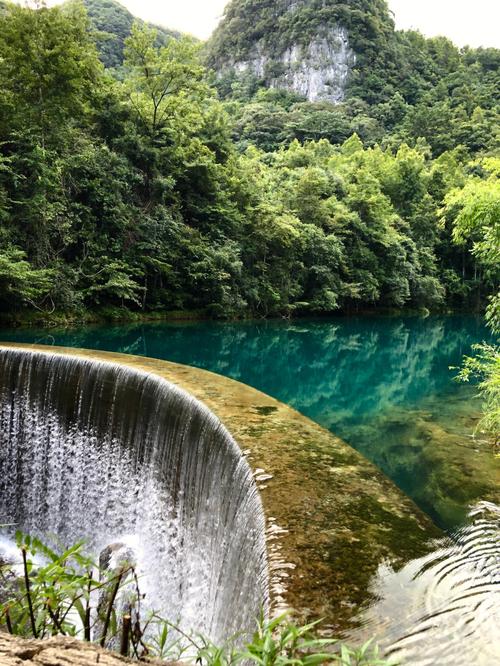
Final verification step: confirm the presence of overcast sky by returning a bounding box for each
[46,0,500,47]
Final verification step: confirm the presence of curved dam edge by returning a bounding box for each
[0,343,442,634]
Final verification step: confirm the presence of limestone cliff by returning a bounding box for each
[228,25,355,102]
[206,0,395,103]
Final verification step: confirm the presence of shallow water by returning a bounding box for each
[1,314,498,530]
[349,501,500,665]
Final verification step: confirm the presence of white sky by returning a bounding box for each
[44,0,500,47]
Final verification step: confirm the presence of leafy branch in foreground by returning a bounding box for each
[0,531,139,650]
[456,343,500,447]
[449,157,500,448]
[159,613,395,666]
[0,533,395,665]
[239,613,394,666]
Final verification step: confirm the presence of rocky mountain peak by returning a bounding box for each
[206,0,394,103]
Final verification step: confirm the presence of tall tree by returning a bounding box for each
[123,23,206,140]
[0,0,101,146]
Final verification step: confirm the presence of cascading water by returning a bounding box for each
[0,348,269,643]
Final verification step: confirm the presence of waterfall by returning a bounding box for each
[0,348,269,644]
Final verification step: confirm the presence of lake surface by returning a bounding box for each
[1,314,498,531]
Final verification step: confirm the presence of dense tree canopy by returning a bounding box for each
[83,0,181,69]
[0,0,498,322]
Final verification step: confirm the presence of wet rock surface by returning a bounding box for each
[97,542,138,649]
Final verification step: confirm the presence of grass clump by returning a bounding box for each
[0,532,395,665]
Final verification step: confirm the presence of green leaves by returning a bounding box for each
[447,162,500,270]
[2,531,138,650]
[0,248,55,308]
[334,640,398,666]
[447,161,500,447]
[2,532,96,639]
[0,0,497,323]
[446,157,500,326]
[83,259,143,305]
[456,343,500,445]
[124,23,207,140]
[0,534,395,665]
[191,613,396,666]
[242,614,336,666]
[0,1,102,145]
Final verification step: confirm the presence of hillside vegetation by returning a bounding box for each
[209,0,499,155]
[0,0,498,323]
[83,0,182,69]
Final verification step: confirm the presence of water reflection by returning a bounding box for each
[1,315,497,529]
[349,502,500,665]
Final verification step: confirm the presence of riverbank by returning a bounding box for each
[0,304,480,329]
[0,307,210,328]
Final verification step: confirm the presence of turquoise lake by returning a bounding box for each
[1,314,497,531]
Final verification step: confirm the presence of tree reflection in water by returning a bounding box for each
[1,314,497,530]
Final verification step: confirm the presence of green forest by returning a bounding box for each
[0,0,498,324]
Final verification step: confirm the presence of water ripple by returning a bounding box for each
[351,501,500,665]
